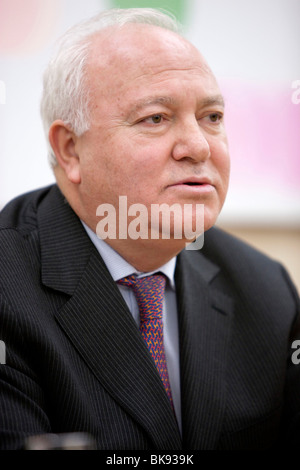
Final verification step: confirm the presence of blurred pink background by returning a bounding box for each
[0,0,61,54]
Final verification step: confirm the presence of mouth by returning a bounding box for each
[171,177,214,186]
[167,177,215,194]
[177,175,212,184]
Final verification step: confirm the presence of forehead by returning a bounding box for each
[89,24,204,63]
[86,24,219,109]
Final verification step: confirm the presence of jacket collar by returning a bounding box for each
[175,248,233,449]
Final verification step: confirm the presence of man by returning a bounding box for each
[0,8,299,450]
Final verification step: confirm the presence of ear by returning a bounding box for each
[49,120,81,184]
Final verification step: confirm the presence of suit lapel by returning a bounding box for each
[176,249,234,450]
[38,186,181,449]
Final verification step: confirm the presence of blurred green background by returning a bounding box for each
[110,0,185,23]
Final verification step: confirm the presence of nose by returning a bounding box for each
[172,118,211,162]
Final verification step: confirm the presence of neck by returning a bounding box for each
[101,237,186,272]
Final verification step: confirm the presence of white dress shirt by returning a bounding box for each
[82,223,182,433]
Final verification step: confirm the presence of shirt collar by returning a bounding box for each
[82,222,176,289]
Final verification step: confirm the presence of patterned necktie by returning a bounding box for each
[118,273,173,407]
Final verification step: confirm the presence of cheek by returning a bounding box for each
[119,140,168,182]
[220,154,231,189]
[212,140,231,185]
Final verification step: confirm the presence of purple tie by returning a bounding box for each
[118,274,173,407]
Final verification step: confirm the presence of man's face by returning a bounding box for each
[74,24,230,237]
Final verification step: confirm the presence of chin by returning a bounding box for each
[203,208,220,232]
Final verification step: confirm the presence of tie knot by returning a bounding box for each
[118,273,166,320]
[118,273,166,290]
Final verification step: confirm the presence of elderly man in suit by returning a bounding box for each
[0,8,299,450]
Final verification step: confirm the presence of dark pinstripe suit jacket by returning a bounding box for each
[0,184,300,450]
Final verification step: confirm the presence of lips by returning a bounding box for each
[170,177,214,187]
[182,181,205,186]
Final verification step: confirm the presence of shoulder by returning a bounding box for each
[202,225,282,274]
[0,185,54,234]
[196,226,299,309]
[0,185,57,286]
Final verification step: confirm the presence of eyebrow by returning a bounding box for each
[128,96,177,116]
[200,95,225,108]
[128,94,225,117]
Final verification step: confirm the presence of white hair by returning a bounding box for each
[40,8,182,167]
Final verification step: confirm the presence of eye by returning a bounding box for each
[151,114,162,124]
[208,113,223,123]
[142,114,163,124]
